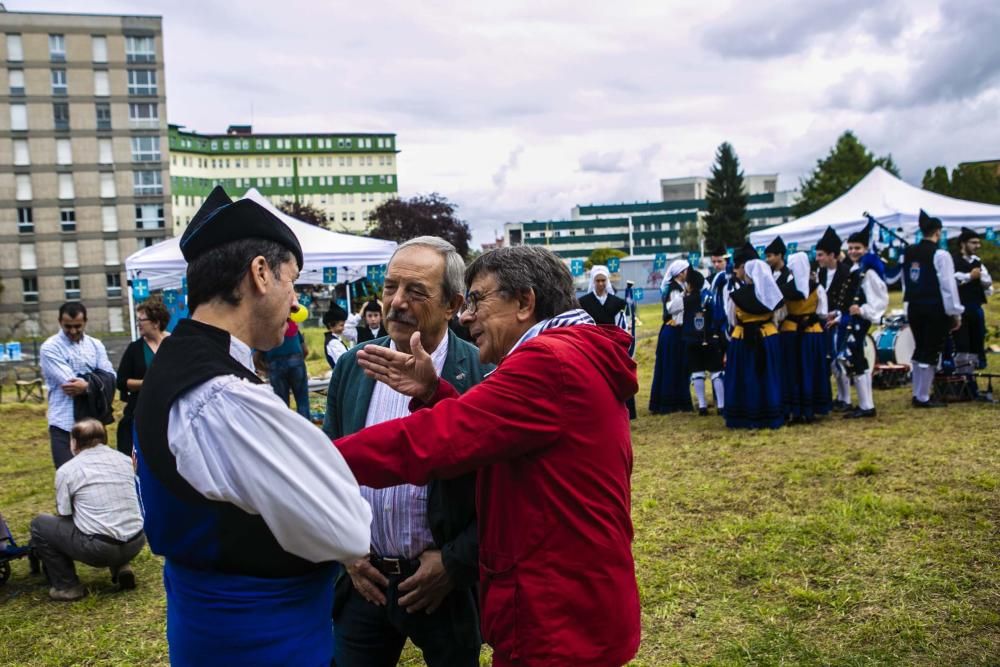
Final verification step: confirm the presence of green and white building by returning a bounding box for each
[505,175,799,259]
[169,124,399,234]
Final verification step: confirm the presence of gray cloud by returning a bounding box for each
[492,146,525,189]
[578,151,627,173]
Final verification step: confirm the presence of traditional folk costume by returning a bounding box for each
[766,236,797,416]
[838,227,889,418]
[134,187,372,666]
[580,265,636,419]
[706,247,734,412]
[649,260,693,413]
[724,255,786,429]
[902,211,965,407]
[953,227,993,373]
[816,226,854,410]
[778,252,832,422]
[681,269,724,415]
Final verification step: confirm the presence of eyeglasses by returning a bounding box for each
[136,317,151,323]
[462,289,500,314]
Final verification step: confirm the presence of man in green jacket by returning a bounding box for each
[322,236,490,667]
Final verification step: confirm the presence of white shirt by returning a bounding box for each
[39,332,115,432]
[851,264,889,324]
[326,336,349,367]
[165,334,371,564]
[56,444,143,541]
[666,284,685,325]
[342,313,362,344]
[955,254,994,297]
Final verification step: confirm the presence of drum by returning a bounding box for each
[864,335,876,371]
[875,325,915,366]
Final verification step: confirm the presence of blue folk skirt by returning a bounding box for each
[724,333,784,429]
[649,324,692,413]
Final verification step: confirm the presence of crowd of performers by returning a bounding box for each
[648,210,993,429]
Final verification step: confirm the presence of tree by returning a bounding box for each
[923,163,1000,205]
[678,223,701,252]
[793,131,899,217]
[366,193,472,258]
[277,200,329,228]
[585,247,627,271]
[703,142,749,248]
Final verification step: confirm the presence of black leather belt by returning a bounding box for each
[91,529,144,546]
[369,554,420,578]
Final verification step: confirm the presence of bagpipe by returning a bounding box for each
[622,281,637,358]
[834,216,890,376]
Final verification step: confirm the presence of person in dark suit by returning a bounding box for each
[323,237,488,667]
[115,298,170,457]
[355,300,388,342]
[578,264,627,325]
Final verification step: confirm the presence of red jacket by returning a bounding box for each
[336,324,640,666]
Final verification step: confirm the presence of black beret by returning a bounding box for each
[958,226,979,243]
[322,304,349,325]
[733,242,758,267]
[847,225,870,246]
[362,300,381,314]
[816,226,842,254]
[918,209,942,235]
[180,186,304,269]
[765,236,786,257]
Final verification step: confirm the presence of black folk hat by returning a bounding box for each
[958,226,980,243]
[733,242,758,267]
[765,236,786,257]
[918,209,943,235]
[816,226,842,254]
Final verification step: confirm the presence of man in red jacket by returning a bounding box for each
[335,245,641,667]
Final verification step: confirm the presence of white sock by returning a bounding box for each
[711,372,725,409]
[855,372,874,411]
[913,363,932,402]
[692,373,707,408]
[835,369,851,403]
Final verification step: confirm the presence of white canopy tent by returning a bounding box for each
[124,188,397,334]
[750,167,1000,248]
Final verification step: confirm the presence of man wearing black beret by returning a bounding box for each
[953,227,993,396]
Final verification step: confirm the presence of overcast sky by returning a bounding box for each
[26,0,1000,244]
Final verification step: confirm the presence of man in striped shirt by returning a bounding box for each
[39,302,115,469]
[323,236,489,667]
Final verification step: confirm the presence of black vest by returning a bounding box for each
[579,292,626,325]
[134,319,325,578]
[902,240,944,313]
[819,262,853,313]
[954,254,987,306]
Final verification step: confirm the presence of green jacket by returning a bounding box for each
[323,333,490,589]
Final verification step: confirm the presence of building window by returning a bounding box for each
[56,138,73,165]
[104,239,120,265]
[127,69,157,95]
[93,70,109,96]
[109,308,124,332]
[7,33,23,61]
[10,103,27,131]
[58,173,75,199]
[53,103,70,130]
[22,277,39,303]
[125,36,155,63]
[128,102,158,128]
[106,273,122,297]
[101,205,118,231]
[133,170,163,195]
[135,204,164,229]
[96,102,111,130]
[92,35,107,63]
[13,139,29,166]
[8,68,24,95]
[100,172,116,198]
[139,237,156,250]
[19,244,36,270]
[131,136,161,161]
[17,207,33,233]
[64,275,81,300]
[60,208,76,232]
[98,138,114,164]
[51,69,67,95]
[62,241,79,268]
[49,34,66,62]
[15,174,32,200]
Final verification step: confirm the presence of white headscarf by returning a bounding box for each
[659,259,689,293]
[743,259,784,310]
[588,265,615,295]
[787,252,811,299]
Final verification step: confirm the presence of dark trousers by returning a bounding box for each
[30,514,145,590]
[268,354,311,419]
[909,307,952,366]
[333,577,480,667]
[117,415,135,457]
[49,426,72,469]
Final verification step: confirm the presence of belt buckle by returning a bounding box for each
[377,556,402,576]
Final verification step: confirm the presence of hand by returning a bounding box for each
[61,378,88,396]
[849,305,861,316]
[971,267,982,280]
[824,313,838,329]
[398,549,453,614]
[950,316,962,333]
[346,558,389,606]
[357,331,438,403]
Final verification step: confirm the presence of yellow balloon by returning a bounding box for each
[290,304,309,323]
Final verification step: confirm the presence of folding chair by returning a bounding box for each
[14,365,44,403]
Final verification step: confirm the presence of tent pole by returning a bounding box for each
[127,278,137,341]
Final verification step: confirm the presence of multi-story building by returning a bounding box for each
[505,175,798,259]
[0,11,170,336]
[168,124,399,235]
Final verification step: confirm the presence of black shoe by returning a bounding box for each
[974,394,995,403]
[844,408,877,419]
[832,400,854,412]
[912,398,946,408]
[717,407,724,416]
[698,407,709,416]
[111,564,136,590]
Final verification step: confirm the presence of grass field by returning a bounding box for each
[1,297,998,665]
